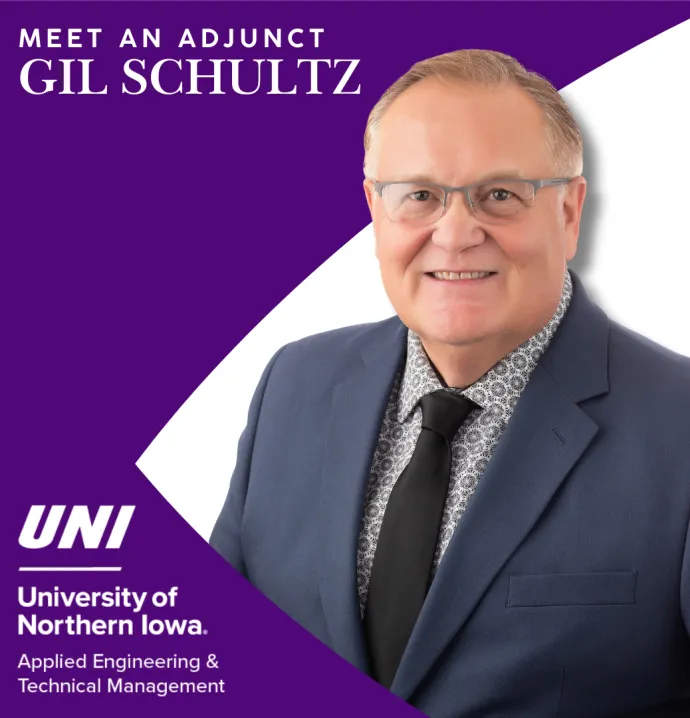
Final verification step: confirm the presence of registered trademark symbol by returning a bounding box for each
[203,629,208,635]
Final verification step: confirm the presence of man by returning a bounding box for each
[210,50,690,717]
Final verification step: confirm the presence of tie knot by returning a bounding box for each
[419,390,476,443]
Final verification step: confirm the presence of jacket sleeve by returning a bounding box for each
[209,345,287,577]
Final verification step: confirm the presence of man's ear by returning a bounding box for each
[363,179,375,219]
[563,176,587,261]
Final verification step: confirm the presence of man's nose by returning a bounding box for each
[430,191,487,252]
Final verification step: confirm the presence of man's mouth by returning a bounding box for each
[427,271,497,280]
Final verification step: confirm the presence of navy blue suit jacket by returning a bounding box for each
[211,273,690,717]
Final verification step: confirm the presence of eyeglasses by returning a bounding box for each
[370,177,577,226]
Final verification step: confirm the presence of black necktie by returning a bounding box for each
[363,389,477,689]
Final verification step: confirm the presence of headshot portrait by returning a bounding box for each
[208,49,690,718]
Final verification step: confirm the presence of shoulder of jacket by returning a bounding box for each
[277,316,403,363]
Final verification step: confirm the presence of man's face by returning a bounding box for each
[364,79,587,356]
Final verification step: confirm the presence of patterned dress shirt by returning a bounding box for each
[356,270,574,618]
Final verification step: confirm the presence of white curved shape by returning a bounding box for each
[137,226,393,538]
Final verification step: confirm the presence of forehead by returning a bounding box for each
[372,78,550,182]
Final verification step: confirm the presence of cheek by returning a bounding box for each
[492,223,560,268]
[374,223,427,277]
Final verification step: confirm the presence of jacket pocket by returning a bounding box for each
[507,571,637,607]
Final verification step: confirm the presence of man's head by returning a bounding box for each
[363,50,587,364]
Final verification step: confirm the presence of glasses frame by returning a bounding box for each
[370,176,578,225]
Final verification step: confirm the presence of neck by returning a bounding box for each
[420,333,526,389]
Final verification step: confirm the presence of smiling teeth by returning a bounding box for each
[432,271,493,280]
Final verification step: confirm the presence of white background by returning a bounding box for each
[137,19,690,540]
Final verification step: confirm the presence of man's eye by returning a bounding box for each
[410,190,433,202]
[490,188,514,201]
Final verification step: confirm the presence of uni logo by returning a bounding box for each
[18,505,136,549]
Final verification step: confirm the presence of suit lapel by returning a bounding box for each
[390,272,611,700]
[318,318,407,675]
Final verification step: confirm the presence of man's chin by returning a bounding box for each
[414,324,494,350]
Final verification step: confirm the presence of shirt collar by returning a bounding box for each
[397,269,574,425]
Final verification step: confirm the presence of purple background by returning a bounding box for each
[3,2,690,715]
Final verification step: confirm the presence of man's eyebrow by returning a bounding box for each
[383,174,438,184]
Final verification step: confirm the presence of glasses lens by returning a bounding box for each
[381,182,444,225]
[469,180,535,222]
